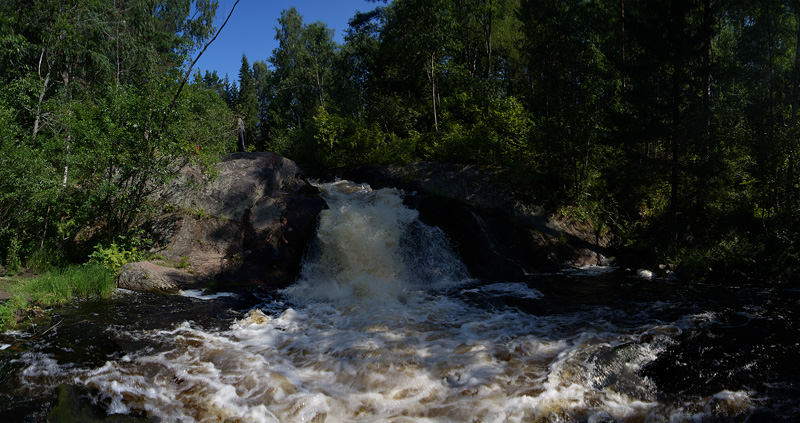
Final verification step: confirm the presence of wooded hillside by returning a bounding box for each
[2,0,799,281]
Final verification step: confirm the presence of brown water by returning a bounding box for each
[1,181,798,422]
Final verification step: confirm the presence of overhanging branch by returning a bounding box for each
[164,0,241,126]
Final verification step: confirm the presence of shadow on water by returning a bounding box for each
[492,274,800,422]
[1,275,798,422]
[0,290,256,422]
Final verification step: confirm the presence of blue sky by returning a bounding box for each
[193,0,384,80]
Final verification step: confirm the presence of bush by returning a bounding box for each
[4,236,22,275]
[87,242,143,274]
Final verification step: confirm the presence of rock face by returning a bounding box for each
[329,162,612,281]
[118,152,325,293]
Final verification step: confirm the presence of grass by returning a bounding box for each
[0,264,115,330]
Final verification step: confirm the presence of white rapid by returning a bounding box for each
[76,181,754,422]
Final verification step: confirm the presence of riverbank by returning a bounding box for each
[0,265,115,330]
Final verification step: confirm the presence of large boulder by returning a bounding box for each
[120,152,325,293]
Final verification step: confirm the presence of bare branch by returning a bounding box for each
[165,0,241,119]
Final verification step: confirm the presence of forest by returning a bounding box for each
[2,0,800,283]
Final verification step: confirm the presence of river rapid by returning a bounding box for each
[1,181,798,422]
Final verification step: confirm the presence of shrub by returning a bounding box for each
[87,242,143,274]
[5,236,22,275]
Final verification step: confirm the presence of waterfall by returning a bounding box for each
[284,180,469,305]
[65,180,764,423]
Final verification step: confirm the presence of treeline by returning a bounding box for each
[0,0,236,272]
[2,0,799,282]
[207,0,799,281]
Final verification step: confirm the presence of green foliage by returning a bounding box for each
[0,141,58,270]
[660,230,767,282]
[266,7,338,136]
[432,96,533,165]
[87,241,144,275]
[0,0,229,272]
[4,237,22,276]
[69,263,116,298]
[0,304,13,329]
[177,256,190,269]
[275,106,414,168]
[1,0,799,283]
[25,246,66,274]
[774,228,800,281]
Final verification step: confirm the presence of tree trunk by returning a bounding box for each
[316,64,325,108]
[32,47,51,140]
[702,0,711,159]
[483,0,494,79]
[429,51,439,133]
[62,139,70,188]
[621,1,626,89]
[669,4,686,244]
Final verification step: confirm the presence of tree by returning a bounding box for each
[0,0,233,267]
[236,54,259,151]
[252,59,272,151]
[266,7,338,157]
[610,1,712,242]
[334,8,383,118]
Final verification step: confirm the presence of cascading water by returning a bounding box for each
[283,181,469,305]
[1,180,798,422]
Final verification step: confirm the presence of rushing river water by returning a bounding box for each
[1,181,799,422]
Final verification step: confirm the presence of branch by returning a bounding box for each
[164,0,240,123]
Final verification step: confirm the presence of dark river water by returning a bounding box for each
[1,181,798,422]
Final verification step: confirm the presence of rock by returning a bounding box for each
[324,162,611,280]
[126,152,325,293]
[117,262,183,294]
[587,410,616,423]
[406,194,556,280]
[636,269,655,280]
[48,384,156,422]
[155,152,304,227]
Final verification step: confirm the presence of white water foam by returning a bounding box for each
[180,289,238,300]
[463,282,544,300]
[75,181,754,422]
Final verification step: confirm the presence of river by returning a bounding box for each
[1,180,798,422]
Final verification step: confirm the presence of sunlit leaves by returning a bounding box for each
[0,0,228,267]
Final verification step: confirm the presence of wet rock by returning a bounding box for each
[326,162,611,280]
[117,262,183,294]
[637,269,656,280]
[127,152,325,293]
[406,194,557,280]
[48,384,156,422]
